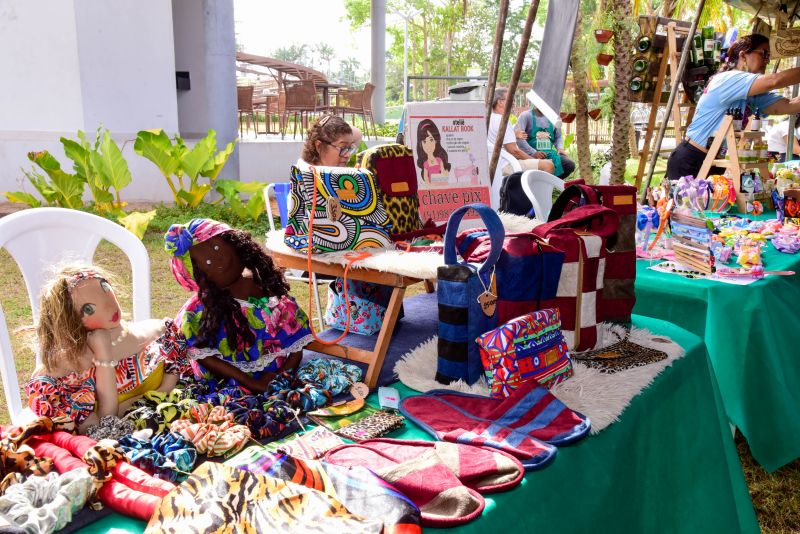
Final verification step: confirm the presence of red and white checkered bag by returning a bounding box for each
[533,205,619,351]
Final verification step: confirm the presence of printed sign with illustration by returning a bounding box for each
[404,101,491,223]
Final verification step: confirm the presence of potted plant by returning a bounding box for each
[597,53,614,66]
[560,112,577,123]
[594,29,614,43]
[588,109,603,121]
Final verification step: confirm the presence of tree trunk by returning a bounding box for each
[570,10,592,182]
[661,0,679,17]
[609,0,633,184]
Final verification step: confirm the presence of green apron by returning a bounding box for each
[528,120,563,177]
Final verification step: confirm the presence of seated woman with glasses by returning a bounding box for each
[667,34,800,181]
[299,114,363,167]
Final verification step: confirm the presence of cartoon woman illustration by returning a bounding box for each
[416,119,451,185]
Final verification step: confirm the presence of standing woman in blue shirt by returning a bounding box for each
[666,34,800,181]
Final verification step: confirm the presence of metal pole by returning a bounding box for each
[786,56,800,160]
[488,0,540,183]
[640,0,706,203]
[404,19,409,104]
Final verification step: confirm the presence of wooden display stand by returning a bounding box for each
[633,22,696,189]
[270,249,428,388]
[695,114,769,213]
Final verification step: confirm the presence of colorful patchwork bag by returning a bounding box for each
[550,180,637,322]
[357,143,423,235]
[476,308,573,398]
[437,204,565,385]
[324,278,403,335]
[284,164,393,253]
[533,204,619,351]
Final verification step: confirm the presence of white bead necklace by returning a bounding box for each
[110,321,127,348]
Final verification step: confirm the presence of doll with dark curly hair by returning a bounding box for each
[165,219,312,392]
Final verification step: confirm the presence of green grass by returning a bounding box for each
[0,206,797,532]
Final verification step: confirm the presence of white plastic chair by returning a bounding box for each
[0,207,151,423]
[488,141,523,210]
[520,170,565,221]
[265,183,325,330]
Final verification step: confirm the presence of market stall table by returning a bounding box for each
[78,316,758,533]
[634,225,800,472]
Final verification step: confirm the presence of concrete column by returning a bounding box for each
[203,0,239,178]
[370,0,386,124]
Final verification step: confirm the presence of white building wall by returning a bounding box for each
[0,0,180,203]
[172,0,209,137]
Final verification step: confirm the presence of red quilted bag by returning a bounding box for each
[549,180,637,322]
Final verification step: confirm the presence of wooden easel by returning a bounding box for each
[634,22,696,189]
[695,115,769,212]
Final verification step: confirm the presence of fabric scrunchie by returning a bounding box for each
[0,469,93,534]
[170,404,251,457]
[118,433,197,482]
[164,218,232,292]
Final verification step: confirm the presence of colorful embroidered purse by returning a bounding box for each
[476,309,573,398]
[324,278,403,335]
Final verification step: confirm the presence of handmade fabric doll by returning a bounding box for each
[25,265,190,433]
[165,219,313,393]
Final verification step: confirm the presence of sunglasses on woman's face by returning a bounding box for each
[324,141,357,157]
[751,49,770,61]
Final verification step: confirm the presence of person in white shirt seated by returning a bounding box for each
[487,88,554,175]
[766,115,800,162]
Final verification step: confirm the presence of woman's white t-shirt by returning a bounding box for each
[766,120,800,153]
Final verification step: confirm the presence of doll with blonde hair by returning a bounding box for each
[26,264,190,432]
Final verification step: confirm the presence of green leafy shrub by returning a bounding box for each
[134,129,236,208]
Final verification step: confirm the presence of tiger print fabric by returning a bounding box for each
[146,461,384,533]
[227,448,421,533]
[358,144,423,235]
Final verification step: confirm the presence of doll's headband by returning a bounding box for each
[66,270,103,292]
[164,219,232,292]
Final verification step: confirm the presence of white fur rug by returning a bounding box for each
[394,323,685,434]
[264,213,543,281]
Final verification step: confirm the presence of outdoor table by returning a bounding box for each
[316,81,345,109]
[77,315,758,533]
[634,220,800,472]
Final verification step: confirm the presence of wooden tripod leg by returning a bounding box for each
[363,286,406,387]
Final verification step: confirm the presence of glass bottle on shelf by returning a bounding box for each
[630,77,643,92]
[633,57,649,73]
[637,35,651,52]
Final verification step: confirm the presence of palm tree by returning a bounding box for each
[315,43,336,78]
[570,10,592,181]
[609,0,634,184]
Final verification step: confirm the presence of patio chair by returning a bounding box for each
[488,141,523,209]
[0,208,151,423]
[282,80,319,139]
[519,169,565,221]
[335,83,376,139]
[264,183,326,330]
[237,85,256,138]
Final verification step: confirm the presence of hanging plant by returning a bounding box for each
[588,109,603,121]
[597,53,614,66]
[560,112,577,123]
[594,29,614,43]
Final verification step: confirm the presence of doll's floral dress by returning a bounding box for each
[174,294,313,387]
[26,321,190,425]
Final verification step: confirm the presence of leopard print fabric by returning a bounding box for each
[359,144,423,235]
[335,411,405,442]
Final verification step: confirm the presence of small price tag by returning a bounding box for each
[477,291,497,316]
[378,386,400,410]
[350,382,369,399]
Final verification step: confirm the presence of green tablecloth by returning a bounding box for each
[78,316,757,533]
[634,240,800,472]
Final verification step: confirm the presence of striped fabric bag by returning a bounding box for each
[400,380,591,471]
[532,204,619,351]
